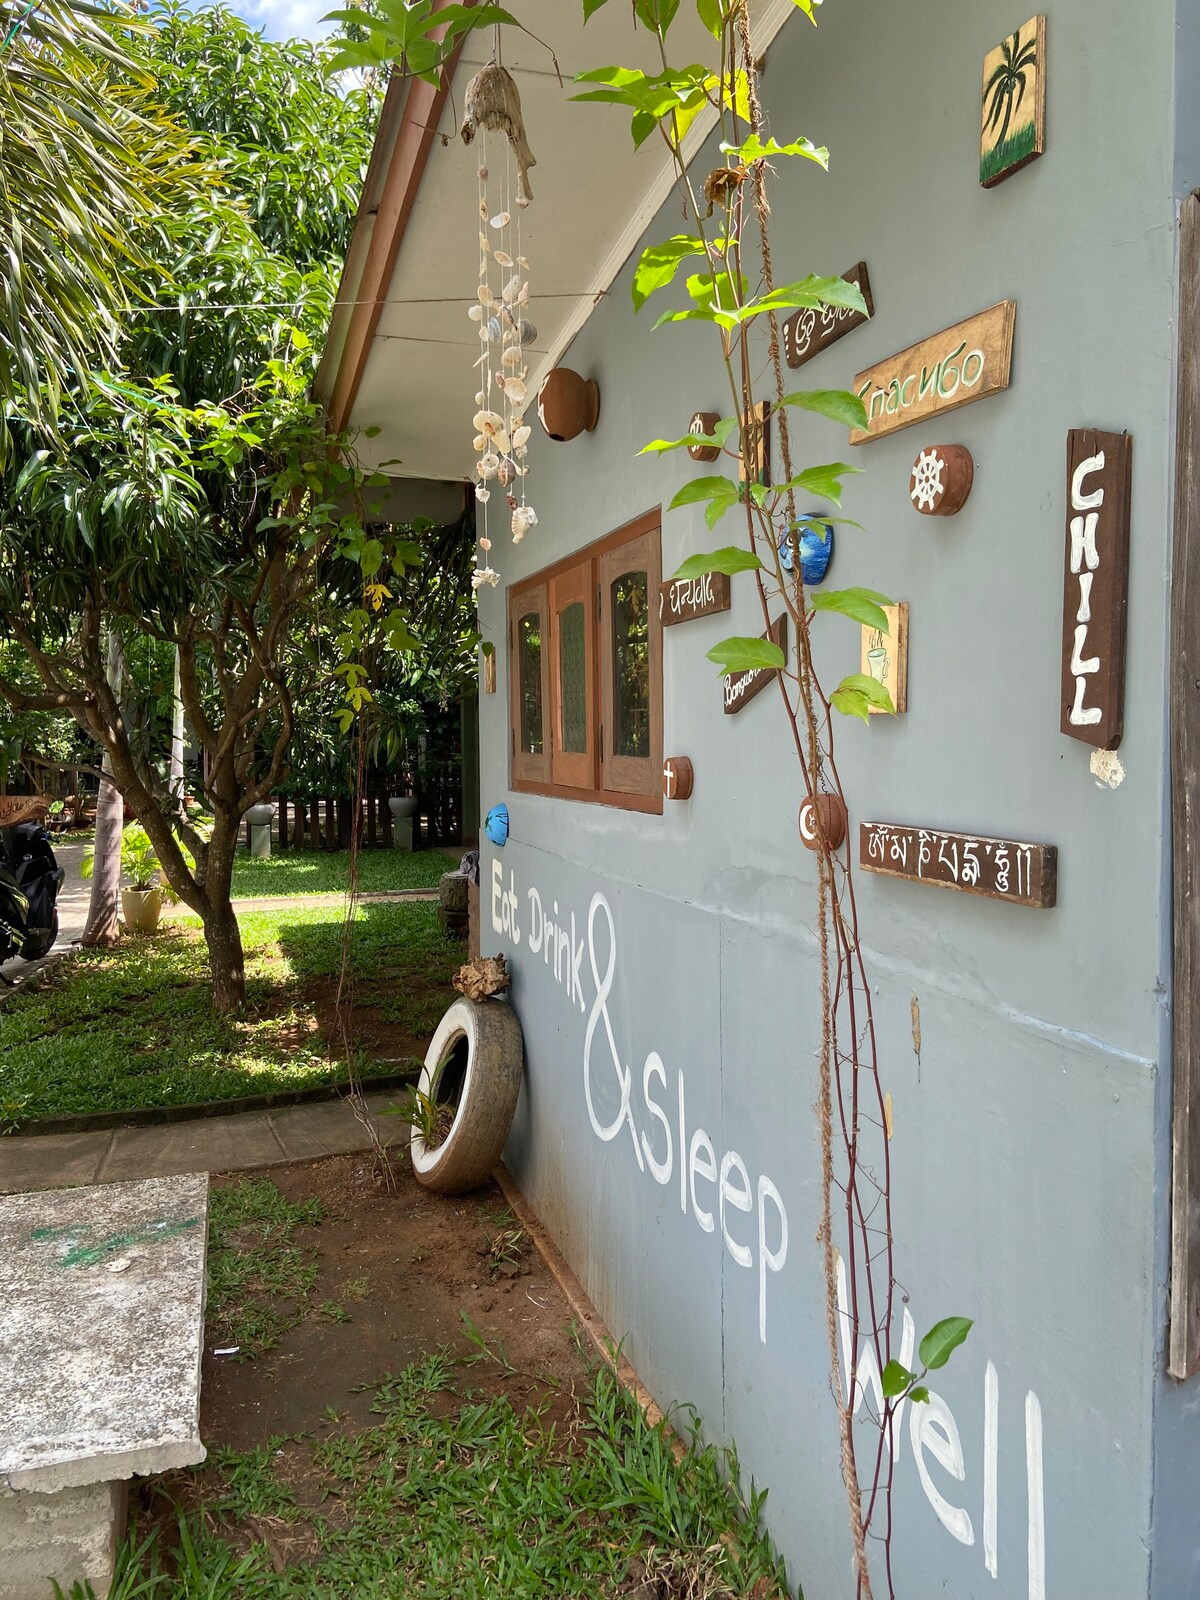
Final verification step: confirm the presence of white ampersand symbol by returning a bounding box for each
[582,893,645,1169]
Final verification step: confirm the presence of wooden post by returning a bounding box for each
[1170,192,1200,1378]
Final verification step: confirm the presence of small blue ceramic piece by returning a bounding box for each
[484,803,509,847]
[778,517,834,586]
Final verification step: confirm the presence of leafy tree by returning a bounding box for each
[0,7,388,1012]
[0,0,191,456]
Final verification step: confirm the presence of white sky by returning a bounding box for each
[231,0,334,40]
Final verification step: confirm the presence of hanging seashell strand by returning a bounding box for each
[468,123,536,595]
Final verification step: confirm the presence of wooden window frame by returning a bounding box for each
[549,563,597,790]
[508,509,663,815]
[508,581,550,787]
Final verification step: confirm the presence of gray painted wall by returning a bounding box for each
[471,1,1183,1593]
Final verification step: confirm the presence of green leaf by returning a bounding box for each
[583,0,610,16]
[707,636,786,675]
[810,586,893,631]
[632,233,712,312]
[669,474,742,527]
[919,1317,974,1372]
[909,1386,931,1404]
[881,1361,914,1400]
[831,673,894,721]
[774,461,861,507]
[720,133,829,168]
[777,389,869,431]
[696,0,723,36]
[640,417,737,454]
[670,547,764,581]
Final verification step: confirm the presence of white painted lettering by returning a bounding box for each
[757,1175,788,1344]
[1069,512,1100,573]
[1071,451,1106,510]
[910,1390,974,1547]
[490,858,504,935]
[1076,570,1094,625]
[689,1129,717,1233]
[1026,1391,1046,1600]
[640,1054,673,1185]
[984,1361,999,1578]
[719,1150,754,1269]
[527,886,543,953]
[1070,624,1100,676]
[1070,674,1104,727]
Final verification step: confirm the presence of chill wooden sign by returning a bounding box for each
[659,571,730,627]
[723,615,787,715]
[1060,429,1132,750]
[860,822,1057,909]
[784,262,873,369]
[851,301,1016,444]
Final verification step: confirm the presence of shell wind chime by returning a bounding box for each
[462,59,538,594]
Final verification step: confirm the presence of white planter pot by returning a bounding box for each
[388,796,418,819]
[121,887,163,934]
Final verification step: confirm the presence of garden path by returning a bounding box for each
[0,1089,405,1197]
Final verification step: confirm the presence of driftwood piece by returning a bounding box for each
[460,63,536,206]
[453,954,511,1001]
[0,795,50,828]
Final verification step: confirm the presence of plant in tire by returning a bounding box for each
[409,998,524,1195]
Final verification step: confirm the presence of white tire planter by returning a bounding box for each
[410,997,524,1194]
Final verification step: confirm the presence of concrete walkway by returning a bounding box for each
[0,1090,407,1196]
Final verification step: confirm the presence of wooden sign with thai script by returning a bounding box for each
[850,301,1017,445]
[784,262,873,369]
[859,822,1057,909]
[1060,429,1132,750]
[658,571,731,627]
[723,614,787,715]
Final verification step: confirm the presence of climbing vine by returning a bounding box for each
[334,3,971,1595]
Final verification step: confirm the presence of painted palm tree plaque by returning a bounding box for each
[980,16,1046,188]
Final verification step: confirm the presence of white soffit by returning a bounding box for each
[347,0,800,479]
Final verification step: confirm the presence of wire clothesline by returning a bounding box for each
[132,291,602,313]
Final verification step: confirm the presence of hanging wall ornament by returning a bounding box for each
[910,444,975,516]
[688,412,721,463]
[462,48,538,596]
[779,516,835,586]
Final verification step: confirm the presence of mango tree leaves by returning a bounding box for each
[810,586,893,631]
[706,635,786,674]
[831,674,894,721]
[670,546,764,581]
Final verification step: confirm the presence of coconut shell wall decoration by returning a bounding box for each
[537,368,600,442]
[799,792,848,853]
[909,444,974,516]
[688,412,721,463]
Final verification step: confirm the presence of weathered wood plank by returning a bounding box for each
[783,262,873,369]
[1060,429,1132,750]
[1170,194,1200,1378]
[723,614,787,715]
[658,571,731,627]
[859,822,1057,909]
[850,302,1016,445]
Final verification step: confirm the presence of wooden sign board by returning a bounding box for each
[1060,429,1132,751]
[659,571,731,628]
[860,822,1057,909]
[784,262,873,370]
[723,614,787,715]
[981,15,1046,188]
[861,602,908,715]
[851,301,1016,445]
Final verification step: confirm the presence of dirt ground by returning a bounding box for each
[201,1151,591,1453]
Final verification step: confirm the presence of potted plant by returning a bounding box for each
[82,822,180,935]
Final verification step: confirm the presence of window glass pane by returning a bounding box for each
[558,601,587,753]
[518,610,543,754]
[611,570,650,758]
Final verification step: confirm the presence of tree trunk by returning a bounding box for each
[81,635,125,948]
[203,895,246,1015]
[169,648,185,803]
[198,819,245,1013]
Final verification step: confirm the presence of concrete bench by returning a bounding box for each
[0,1175,208,1599]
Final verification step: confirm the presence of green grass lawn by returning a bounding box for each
[230,849,454,899]
[0,900,459,1125]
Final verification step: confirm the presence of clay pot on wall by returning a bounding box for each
[537,368,600,441]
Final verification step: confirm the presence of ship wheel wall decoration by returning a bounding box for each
[910,444,975,516]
